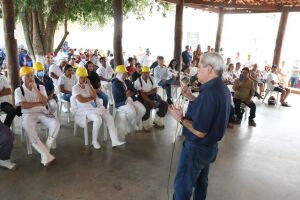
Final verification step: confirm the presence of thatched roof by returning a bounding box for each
[164,0,300,13]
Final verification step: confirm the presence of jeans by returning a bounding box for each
[0,102,16,127]
[173,141,218,200]
[97,91,109,108]
[61,93,71,102]
[0,121,14,160]
[158,78,174,99]
[233,98,256,120]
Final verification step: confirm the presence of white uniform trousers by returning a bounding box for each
[102,83,113,105]
[86,113,102,142]
[118,100,146,129]
[22,113,60,145]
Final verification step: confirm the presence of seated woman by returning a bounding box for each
[112,65,146,132]
[85,61,109,108]
[33,62,58,114]
[71,67,124,149]
[58,64,77,102]
[222,63,235,85]
[250,63,264,98]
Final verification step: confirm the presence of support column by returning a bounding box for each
[1,0,19,103]
[173,0,184,71]
[113,0,124,65]
[215,7,224,53]
[273,7,289,66]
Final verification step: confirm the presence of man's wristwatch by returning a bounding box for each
[179,116,186,125]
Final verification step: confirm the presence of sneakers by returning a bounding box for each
[0,160,17,170]
[154,115,164,128]
[248,119,257,127]
[92,141,101,149]
[112,140,125,147]
[41,154,55,167]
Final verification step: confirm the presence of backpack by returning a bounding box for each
[268,96,276,105]
[16,83,41,116]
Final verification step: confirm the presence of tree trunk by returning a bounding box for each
[20,10,35,60]
[54,15,69,55]
[32,8,46,61]
[174,0,184,71]
[273,7,289,66]
[215,7,224,53]
[113,0,124,66]
[1,0,20,103]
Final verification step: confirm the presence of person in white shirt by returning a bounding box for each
[71,67,124,149]
[134,66,168,130]
[15,67,60,166]
[140,48,153,67]
[266,65,291,107]
[56,48,68,60]
[49,60,67,88]
[58,64,77,102]
[222,63,235,85]
[79,54,87,67]
[0,74,16,127]
[112,65,146,133]
[233,62,241,79]
[154,56,174,104]
[96,57,114,105]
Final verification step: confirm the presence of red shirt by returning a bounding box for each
[126,65,137,75]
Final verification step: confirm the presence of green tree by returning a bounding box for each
[7,0,171,61]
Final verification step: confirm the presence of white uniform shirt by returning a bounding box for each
[58,74,77,92]
[134,76,157,93]
[0,75,9,103]
[72,84,94,109]
[49,64,64,87]
[15,84,48,114]
[154,65,169,84]
[267,72,279,90]
[140,54,153,67]
[96,65,114,85]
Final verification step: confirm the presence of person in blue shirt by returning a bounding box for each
[169,53,231,200]
[181,45,192,66]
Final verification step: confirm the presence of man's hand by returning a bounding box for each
[126,90,133,97]
[86,78,91,85]
[168,105,183,122]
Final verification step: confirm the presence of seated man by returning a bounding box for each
[0,121,16,170]
[58,64,77,102]
[96,57,114,105]
[232,67,257,127]
[134,66,168,130]
[33,62,58,114]
[15,67,60,166]
[49,60,67,89]
[154,56,174,104]
[0,73,16,127]
[267,64,291,107]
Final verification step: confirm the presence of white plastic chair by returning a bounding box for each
[263,88,280,106]
[58,99,71,123]
[73,115,108,146]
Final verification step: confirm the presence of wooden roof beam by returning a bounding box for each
[184,0,281,10]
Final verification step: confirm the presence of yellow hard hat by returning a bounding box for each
[33,62,45,71]
[114,65,127,73]
[141,66,150,73]
[75,67,88,77]
[19,66,34,77]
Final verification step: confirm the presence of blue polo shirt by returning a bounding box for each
[182,77,231,146]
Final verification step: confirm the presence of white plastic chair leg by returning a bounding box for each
[84,125,89,146]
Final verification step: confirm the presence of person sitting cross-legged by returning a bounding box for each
[71,67,124,149]
[15,67,60,166]
[266,64,291,107]
[232,67,257,127]
[134,66,168,130]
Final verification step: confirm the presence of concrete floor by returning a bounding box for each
[1,94,300,200]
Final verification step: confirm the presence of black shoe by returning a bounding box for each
[167,98,173,105]
[233,119,242,125]
[248,119,256,127]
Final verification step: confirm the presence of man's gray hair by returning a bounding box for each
[200,53,224,76]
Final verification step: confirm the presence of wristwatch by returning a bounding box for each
[179,116,186,125]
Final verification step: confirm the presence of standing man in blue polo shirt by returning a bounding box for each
[169,53,231,200]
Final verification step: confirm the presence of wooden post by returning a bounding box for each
[215,7,224,53]
[1,0,19,104]
[173,0,184,71]
[273,7,289,66]
[113,0,124,66]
